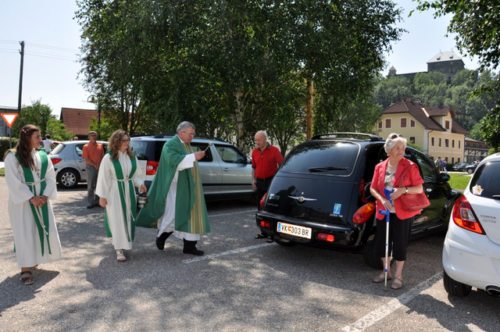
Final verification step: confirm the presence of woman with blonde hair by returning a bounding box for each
[96,130,146,261]
[4,124,62,285]
[370,133,425,290]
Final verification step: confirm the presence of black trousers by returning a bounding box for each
[374,214,412,261]
[255,177,273,209]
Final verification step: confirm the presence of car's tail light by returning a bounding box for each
[352,202,376,224]
[452,195,485,235]
[259,192,268,209]
[259,220,271,229]
[146,161,159,175]
[316,233,335,242]
[51,157,62,165]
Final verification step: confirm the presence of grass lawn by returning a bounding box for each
[448,173,471,191]
[0,168,4,177]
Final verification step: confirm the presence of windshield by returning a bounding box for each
[280,141,359,176]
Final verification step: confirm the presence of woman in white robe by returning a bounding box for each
[5,124,62,285]
[96,130,145,262]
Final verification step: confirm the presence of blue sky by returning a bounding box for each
[0,0,479,116]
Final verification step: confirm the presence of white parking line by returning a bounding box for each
[208,209,256,219]
[183,242,274,264]
[341,272,443,332]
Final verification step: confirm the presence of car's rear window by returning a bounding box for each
[131,140,165,161]
[280,141,359,176]
[469,160,500,199]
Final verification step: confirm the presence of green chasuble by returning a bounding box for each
[135,135,210,235]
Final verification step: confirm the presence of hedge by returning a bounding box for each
[0,137,18,161]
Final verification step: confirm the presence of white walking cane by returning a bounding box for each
[382,188,394,290]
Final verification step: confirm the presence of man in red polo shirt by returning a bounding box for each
[251,130,284,209]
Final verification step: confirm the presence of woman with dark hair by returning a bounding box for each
[96,130,146,262]
[4,124,62,285]
[370,133,425,290]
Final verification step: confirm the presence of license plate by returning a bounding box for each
[277,222,311,239]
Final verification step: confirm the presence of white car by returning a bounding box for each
[442,152,500,297]
[50,140,108,189]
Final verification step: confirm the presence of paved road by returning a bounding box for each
[0,178,498,331]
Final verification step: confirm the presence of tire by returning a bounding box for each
[467,168,473,174]
[363,239,382,269]
[274,237,296,247]
[443,271,471,297]
[57,168,79,189]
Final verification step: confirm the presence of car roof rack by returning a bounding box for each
[312,132,384,141]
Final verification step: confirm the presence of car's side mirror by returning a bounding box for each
[438,172,450,183]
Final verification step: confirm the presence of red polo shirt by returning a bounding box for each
[251,144,284,179]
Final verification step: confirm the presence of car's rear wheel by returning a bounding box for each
[443,271,472,297]
[57,168,79,189]
[363,239,382,269]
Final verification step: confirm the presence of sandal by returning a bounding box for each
[372,272,392,283]
[116,250,127,262]
[391,277,404,290]
[20,271,34,285]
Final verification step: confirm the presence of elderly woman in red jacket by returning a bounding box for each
[370,133,424,290]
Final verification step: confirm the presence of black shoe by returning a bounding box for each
[183,240,204,256]
[156,231,173,250]
[255,233,267,239]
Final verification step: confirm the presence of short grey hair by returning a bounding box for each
[255,130,268,140]
[384,132,407,154]
[176,121,195,133]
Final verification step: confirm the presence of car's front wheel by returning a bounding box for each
[57,168,79,189]
[443,271,472,297]
[467,168,474,174]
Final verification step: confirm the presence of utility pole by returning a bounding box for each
[18,41,25,114]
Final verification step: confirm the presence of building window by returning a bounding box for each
[452,140,455,148]
[439,138,442,147]
[378,121,382,129]
[445,120,450,130]
[459,140,461,149]
[431,137,435,146]
[445,157,448,162]
[401,118,407,128]
[452,157,454,164]
[445,139,449,147]
[410,120,415,127]
[410,137,415,144]
[385,119,391,128]
[458,157,460,163]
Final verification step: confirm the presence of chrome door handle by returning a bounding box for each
[426,188,433,193]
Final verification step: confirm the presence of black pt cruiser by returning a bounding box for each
[256,133,458,268]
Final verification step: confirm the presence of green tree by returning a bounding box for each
[76,0,403,151]
[12,101,52,137]
[415,0,500,150]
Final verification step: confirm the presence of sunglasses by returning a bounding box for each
[390,134,402,139]
[121,138,130,142]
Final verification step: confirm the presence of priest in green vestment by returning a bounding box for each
[136,121,210,255]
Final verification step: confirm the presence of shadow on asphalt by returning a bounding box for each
[405,292,500,330]
[0,269,59,314]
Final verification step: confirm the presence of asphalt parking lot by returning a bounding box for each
[0,178,499,331]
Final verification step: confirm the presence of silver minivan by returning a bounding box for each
[50,140,107,189]
[130,136,253,199]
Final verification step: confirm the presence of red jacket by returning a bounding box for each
[370,157,424,220]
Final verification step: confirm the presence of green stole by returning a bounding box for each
[135,135,210,235]
[18,149,52,256]
[104,153,137,242]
